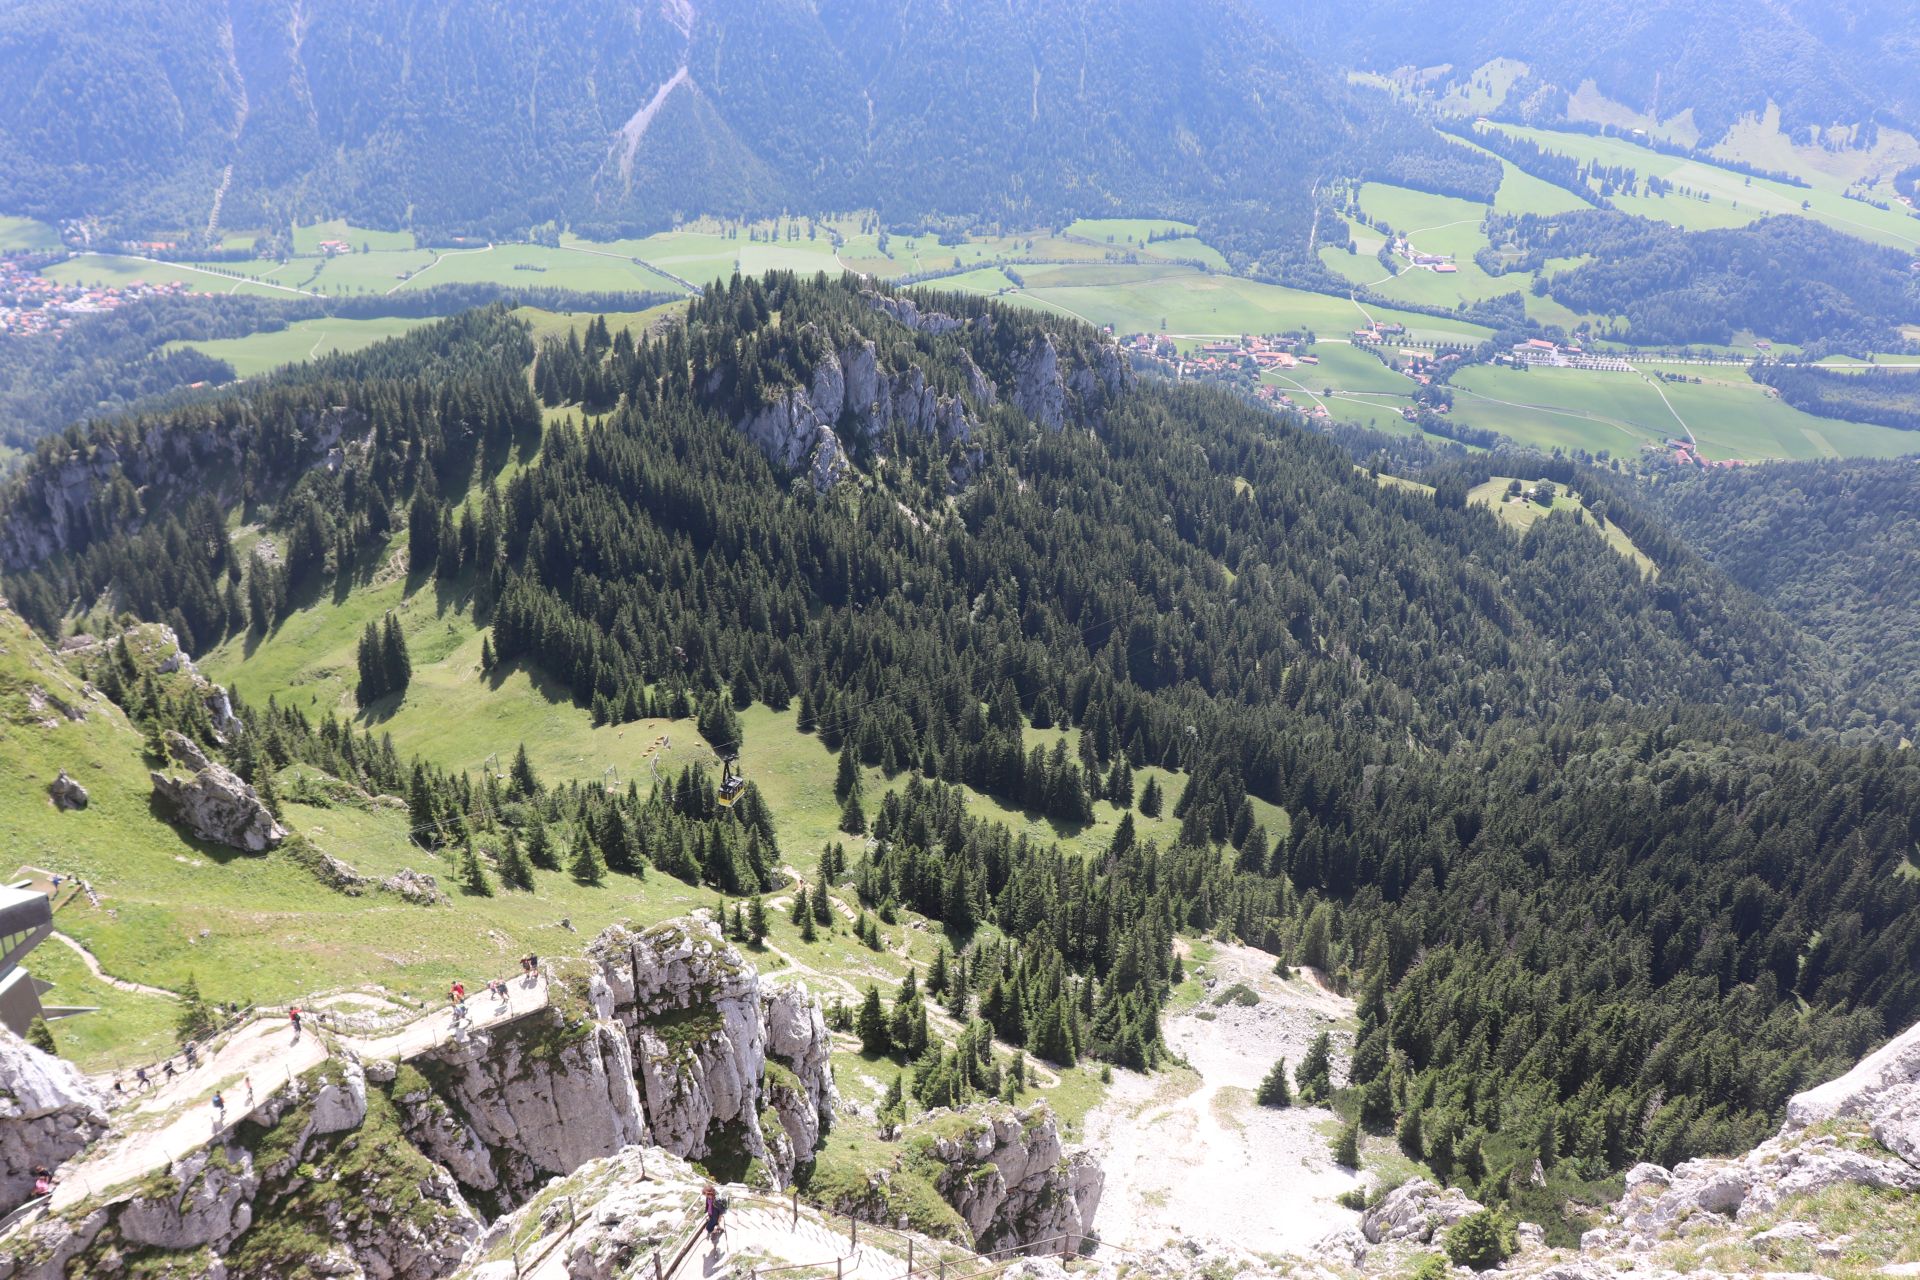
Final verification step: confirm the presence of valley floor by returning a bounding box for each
[1085,939,1359,1257]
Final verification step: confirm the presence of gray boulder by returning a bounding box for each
[46,771,88,811]
[150,758,287,852]
[1787,1018,1920,1130]
[1360,1176,1483,1245]
[381,867,448,905]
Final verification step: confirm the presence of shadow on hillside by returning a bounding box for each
[146,793,258,866]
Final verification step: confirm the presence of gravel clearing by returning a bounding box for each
[1085,938,1361,1256]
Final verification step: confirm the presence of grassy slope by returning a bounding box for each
[1468,477,1656,575]
[1482,123,1920,251]
[1013,262,1493,346]
[1451,363,1920,461]
[165,317,432,378]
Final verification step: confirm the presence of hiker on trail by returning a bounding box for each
[50,875,62,892]
[530,953,541,981]
[32,1167,50,1197]
[703,1183,727,1244]
[289,1006,302,1035]
[112,1077,125,1097]
[212,1091,225,1128]
[161,1058,177,1081]
[184,1043,198,1069]
[135,1066,151,1091]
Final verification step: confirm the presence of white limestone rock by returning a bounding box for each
[908,1104,1103,1252]
[1360,1177,1483,1245]
[406,997,646,1205]
[0,1026,110,1213]
[150,758,287,852]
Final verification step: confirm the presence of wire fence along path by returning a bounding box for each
[44,969,551,1215]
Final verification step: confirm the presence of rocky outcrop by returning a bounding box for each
[864,293,967,335]
[1009,332,1128,432]
[1359,1177,1484,1246]
[134,627,247,744]
[906,1105,1102,1253]
[0,1028,109,1214]
[761,985,834,1164]
[0,1058,476,1280]
[399,981,647,1207]
[738,331,982,493]
[0,406,367,570]
[45,772,87,811]
[380,868,449,906]
[1568,1016,1920,1276]
[587,917,836,1188]
[149,758,287,852]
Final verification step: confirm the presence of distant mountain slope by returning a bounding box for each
[1649,458,1920,730]
[1266,0,1920,140]
[0,0,1472,244]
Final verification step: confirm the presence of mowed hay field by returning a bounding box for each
[0,214,60,251]
[1011,261,1493,345]
[1451,363,1920,461]
[42,254,312,298]
[166,316,433,378]
[1479,123,1920,251]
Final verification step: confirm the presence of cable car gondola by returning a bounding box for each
[716,753,747,809]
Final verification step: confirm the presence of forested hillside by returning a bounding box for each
[1649,459,1920,730]
[1269,0,1920,139]
[4,281,1919,1219]
[1482,212,1920,348]
[0,0,1485,250]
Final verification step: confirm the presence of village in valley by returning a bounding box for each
[0,257,200,339]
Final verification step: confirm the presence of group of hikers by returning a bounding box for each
[90,957,554,1157]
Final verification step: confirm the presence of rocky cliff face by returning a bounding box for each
[0,916,838,1280]
[0,407,367,570]
[0,1028,109,1215]
[733,293,1129,493]
[737,329,982,493]
[586,917,836,1188]
[0,1059,478,1280]
[396,973,647,1210]
[911,1106,1102,1253]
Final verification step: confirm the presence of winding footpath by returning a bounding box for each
[49,973,550,1212]
[45,932,179,1000]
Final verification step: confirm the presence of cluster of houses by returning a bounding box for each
[1387,236,1457,273]
[1503,337,1632,371]
[1351,321,1408,345]
[1656,439,1745,470]
[1253,383,1331,420]
[0,258,197,338]
[1120,331,1321,378]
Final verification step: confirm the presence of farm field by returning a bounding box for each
[1479,122,1920,251]
[0,214,59,251]
[165,316,432,378]
[291,218,417,254]
[1451,363,1920,461]
[1064,218,1230,269]
[1321,178,1612,331]
[1011,261,1493,346]
[42,253,310,298]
